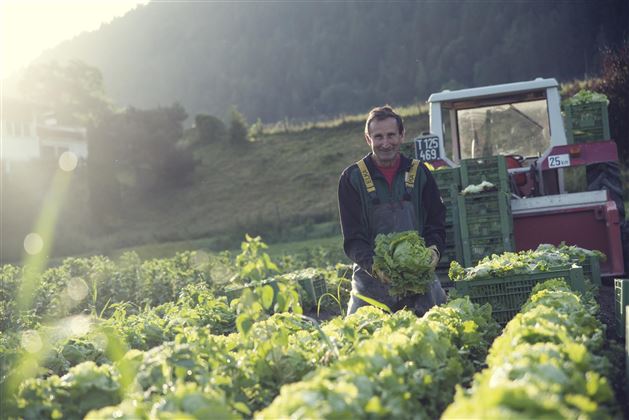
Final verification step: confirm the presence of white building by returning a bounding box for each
[1,100,88,172]
[2,100,40,163]
[38,117,88,159]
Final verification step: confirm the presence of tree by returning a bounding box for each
[18,60,111,126]
[228,106,249,147]
[195,114,227,144]
[249,118,264,140]
[599,39,629,160]
[88,102,192,204]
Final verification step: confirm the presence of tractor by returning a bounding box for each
[415,77,626,278]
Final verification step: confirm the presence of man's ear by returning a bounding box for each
[400,129,406,142]
[364,133,372,146]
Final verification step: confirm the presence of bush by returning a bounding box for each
[599,40,629,160]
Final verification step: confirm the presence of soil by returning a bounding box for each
[596,281,628,418]
[597,282,617,339]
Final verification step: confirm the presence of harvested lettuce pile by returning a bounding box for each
[372,231,434,296]
[461,180,495,195]
[449,243,605,282]
[563,89,609,105]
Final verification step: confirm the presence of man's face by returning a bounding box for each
[365,117,404,166]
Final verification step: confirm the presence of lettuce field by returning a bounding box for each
[0,237,626,419]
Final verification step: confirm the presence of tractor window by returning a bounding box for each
[442,108,454,159]
[456,99,550,159]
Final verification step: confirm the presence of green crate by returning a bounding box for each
[441,186,461,228]
[579,255,601,286]
[455,266,585,325]
[438,243,462,270]
[224,278,279,302]
[442,196,455,225]
[614,279,629,337]
[465,215,513,238]
[298,277,327,305]
[435,268,455,294]
[224,274,327,309]
[283,268,328,309]
[462,234,515,267]
[432,167,461,191]
[445,225,457,246]
[460,156,509,192]
[564,101,610,143]
[458,190,513,266]
[457,190,511,218]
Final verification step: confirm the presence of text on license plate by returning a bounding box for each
[548,154,570,168]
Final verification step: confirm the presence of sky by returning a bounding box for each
[1,0,149,80]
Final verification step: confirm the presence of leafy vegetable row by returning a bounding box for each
[443,278,619,419]
[1,237,350,334]
[258,298,500,419]
[9,292,499,419]
[5,282,403,419]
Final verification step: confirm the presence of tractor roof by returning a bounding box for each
[428,78,559,104]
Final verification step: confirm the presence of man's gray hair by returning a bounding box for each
[364,105,404,136]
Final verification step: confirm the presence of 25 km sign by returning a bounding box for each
[414,135,441,161]
[547,154,571,169]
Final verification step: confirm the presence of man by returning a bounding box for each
[338,105,447,316]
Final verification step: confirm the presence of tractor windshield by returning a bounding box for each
[457,99,550,159]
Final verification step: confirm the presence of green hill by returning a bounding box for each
[97,111,430,251]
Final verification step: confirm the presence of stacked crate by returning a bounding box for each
[460,155,510,192]
[455,266,585,325]
[431,167,463,273]
[563,101,610,143]
[578,254,602,286]
[614,278,629,338]
[458,156,515,266]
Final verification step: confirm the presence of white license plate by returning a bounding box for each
[548,154,570,168]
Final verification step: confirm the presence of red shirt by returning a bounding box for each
[374,155,401,189]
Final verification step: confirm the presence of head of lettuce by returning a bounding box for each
[372,230,435,297]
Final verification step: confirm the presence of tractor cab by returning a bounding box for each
[419,78,618,197]
[417,78,625,277]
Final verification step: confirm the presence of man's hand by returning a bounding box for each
[372,267,391,283]
[428,245,440,269]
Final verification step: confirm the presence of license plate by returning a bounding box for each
[414,136,440,161]
[548,154,570,168]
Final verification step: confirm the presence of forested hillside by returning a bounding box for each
[36,1,628,122]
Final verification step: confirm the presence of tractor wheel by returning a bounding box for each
[587,162,628,275]
[586,162,625,221]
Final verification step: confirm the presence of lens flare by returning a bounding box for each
[23,233,44,255]
[93,332,109,349]
[58,151,78,172]
[69,315,91,336]
[67,277,89,301]
[21,330,43,353]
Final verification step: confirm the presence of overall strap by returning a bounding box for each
[356,159,375,193]
[405,159,421,189]
[402,159,421,200]
[356,159,380,204]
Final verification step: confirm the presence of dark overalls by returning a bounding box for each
[347,158,447,316]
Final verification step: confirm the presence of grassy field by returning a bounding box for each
[64,111,429,264]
